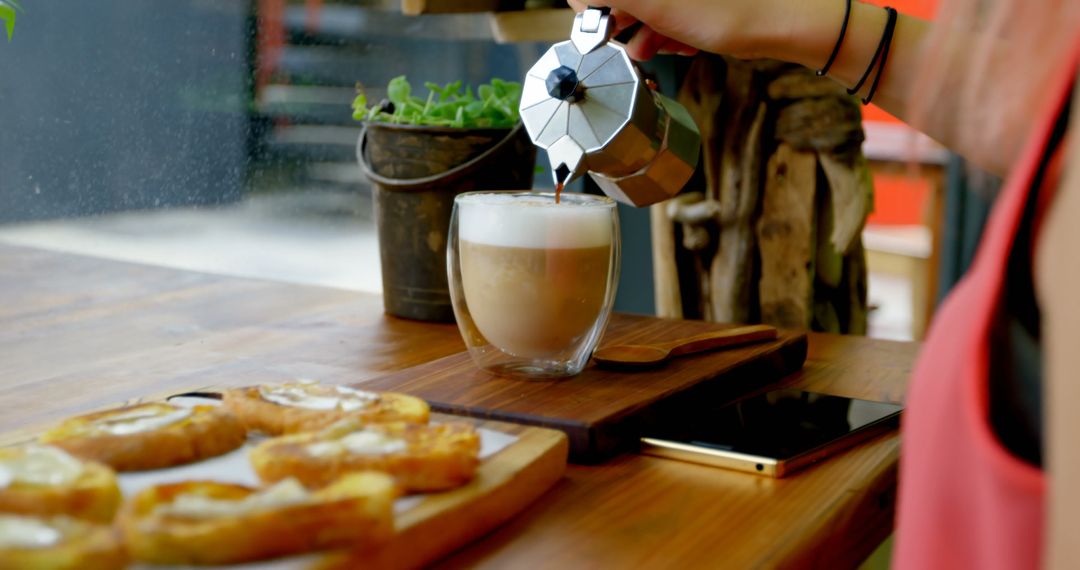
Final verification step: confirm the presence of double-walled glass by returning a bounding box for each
[448,191,620,378]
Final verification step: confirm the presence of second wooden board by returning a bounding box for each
[362,314,807,462]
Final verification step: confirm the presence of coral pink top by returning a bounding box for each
[893,46,1079,569]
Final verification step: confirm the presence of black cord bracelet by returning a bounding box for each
[862,7,898,104]
[847,6,898,98]
[817,0,852,76]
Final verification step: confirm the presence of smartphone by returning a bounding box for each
[639,388,902,477]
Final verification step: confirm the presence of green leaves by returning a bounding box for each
[0,0,20,41]
[352,76,522,129]
[386,75,411,105]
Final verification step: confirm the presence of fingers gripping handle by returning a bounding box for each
[572,7,615,54]
[580,6,611,32]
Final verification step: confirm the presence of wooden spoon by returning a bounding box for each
[592,324,778,369]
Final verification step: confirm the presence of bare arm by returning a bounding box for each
[568,0,1014,175]
[1036,76,1080,570]
[776,3,933,136]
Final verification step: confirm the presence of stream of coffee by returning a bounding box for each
[555,181,563,204]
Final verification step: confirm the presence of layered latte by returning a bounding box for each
[456,193,615,360]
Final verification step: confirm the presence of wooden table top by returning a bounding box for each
[0,244,917,568]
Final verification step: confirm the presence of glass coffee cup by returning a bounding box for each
[448,191,620,378]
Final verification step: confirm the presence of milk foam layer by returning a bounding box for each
[458,193,613,249]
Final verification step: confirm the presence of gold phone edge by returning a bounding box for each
[639,417,899,479]
[639,437,780,477]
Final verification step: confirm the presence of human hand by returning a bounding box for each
[566,0,698,60]
[566,0,790,62]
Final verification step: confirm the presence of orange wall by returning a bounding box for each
[862,0,940,226]
[863,0,937,123]
[864,0,936,19]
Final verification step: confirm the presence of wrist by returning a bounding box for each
[769,0,853,69]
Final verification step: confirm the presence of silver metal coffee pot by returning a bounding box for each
[519,7,701,207]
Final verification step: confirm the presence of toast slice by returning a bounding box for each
[250,419,481,493]
[117,473,397,565]
[223,381,430,435]
[0,514,125,570]
[40,402,246,471]
[0,445,121,523]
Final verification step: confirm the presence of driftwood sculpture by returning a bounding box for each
[653,56,872,334]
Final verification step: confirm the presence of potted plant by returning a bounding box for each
[353,76,536,322]
[1,0,20,41]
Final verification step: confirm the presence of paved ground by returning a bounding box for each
[0,190,383,294]
[0,189,915,341]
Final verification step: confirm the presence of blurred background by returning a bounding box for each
[0,0,976,342]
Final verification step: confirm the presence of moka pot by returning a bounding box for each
[519,7,701,207]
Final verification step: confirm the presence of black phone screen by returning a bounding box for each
[645,389,903,461]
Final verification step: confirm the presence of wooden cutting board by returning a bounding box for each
[1,401,568,570]
[319,418,567,570]
[362,314,808,463]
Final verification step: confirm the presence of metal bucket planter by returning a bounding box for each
[358,122,536,322]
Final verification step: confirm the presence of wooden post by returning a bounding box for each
[658,58,873,334]
[651,203,682,319]
[757,144,819,329]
